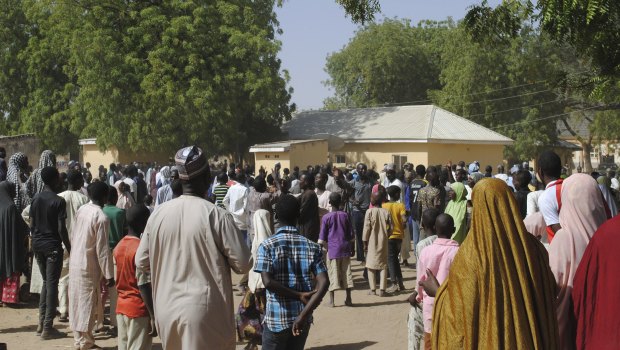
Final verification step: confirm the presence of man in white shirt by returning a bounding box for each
[608,169,619,191]
[223,172,250,240]
[536,151,563,240]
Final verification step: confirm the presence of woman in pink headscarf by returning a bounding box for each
[548,173,608,350]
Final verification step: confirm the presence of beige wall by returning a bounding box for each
[82,144,172,169]
[328,142,506,170]
[427,143,505,169]
[254,152,291,173]
[288,141,328,169]
[329,143,430,170]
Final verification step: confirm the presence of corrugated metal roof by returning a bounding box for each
[283,105,513,145]
[249,139,325,152]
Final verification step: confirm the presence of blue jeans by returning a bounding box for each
[352,210,366,261]
[410,219,421,252]
[35,249,63,329]
[262,324,310,350]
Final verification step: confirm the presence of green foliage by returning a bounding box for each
[334,0,381,24]
[0,0,294,157]
[324,19,452,109]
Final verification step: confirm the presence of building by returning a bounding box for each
[79,138,172,168]
[0,133,71,171]
[249,139,328,172]
[557,116,619,171]
[281,105,513,170]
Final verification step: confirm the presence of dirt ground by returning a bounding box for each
[0,259,417,350]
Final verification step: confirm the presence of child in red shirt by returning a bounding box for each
[113,204,156,350]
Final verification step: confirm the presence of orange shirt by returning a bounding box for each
[114,235,149,318]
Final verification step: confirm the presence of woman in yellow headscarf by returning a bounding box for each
[444,182,468,244]
[426,178,558,349]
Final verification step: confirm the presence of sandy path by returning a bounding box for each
[0,260,416,350]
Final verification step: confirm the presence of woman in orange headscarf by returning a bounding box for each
[428,178,558,349]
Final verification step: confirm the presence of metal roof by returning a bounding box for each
[249,139,325,153]
[282,105,513,145]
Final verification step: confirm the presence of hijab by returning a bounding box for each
[432,178,559,349]
[572,215,620,349]
[597,175,618,217]
[444,182,468,244]
[0,181,28,280]
[28,150,56,198]
[158,166,171,187]
[248,209,273,293]
[6,152,29,211]
[548,173,608,350]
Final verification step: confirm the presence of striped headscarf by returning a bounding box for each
[28,150,56,198]
[6,152,29,211]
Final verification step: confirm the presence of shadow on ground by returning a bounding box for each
[308,340,377,349]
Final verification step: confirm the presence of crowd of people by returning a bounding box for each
[0,145,619,350]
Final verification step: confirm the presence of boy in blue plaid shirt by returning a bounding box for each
[254,194,330,350]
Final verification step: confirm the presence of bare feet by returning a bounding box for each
[378,290,385,297]
[367,290,376,295]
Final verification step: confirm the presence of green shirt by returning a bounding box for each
[103,204,127,249]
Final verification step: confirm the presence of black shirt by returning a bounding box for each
[30,190,67,252]
[409,179,427,221]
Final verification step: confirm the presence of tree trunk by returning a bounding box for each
[583,142,593,173]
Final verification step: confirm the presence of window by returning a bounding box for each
[590,147,599,160]
[274,154,279,159]
[264,155,270,159]
[392,155,407,170]
[335,154,346,163]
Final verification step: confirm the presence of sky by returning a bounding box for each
[275,0,502,111]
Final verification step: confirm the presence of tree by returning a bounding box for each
[323,19,450,109]
[3,0,295,159]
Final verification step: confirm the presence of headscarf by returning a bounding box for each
[0,181,27,280]
[158,166,171,187]
[444,182,467,244]
[247,209,273,293]
[28,150,56,198]
[548,173,608,349]
[469,172,484,184]
[572,215,620,349]
[6,152,29,211]
[467,162,479,174]
[597,175,618,217]
[432,178,559,349]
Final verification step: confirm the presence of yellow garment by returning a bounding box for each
[382,202,406,240]
[432,178,559,350]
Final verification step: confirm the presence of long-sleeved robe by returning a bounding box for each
[69,203,114,332]
[135,195,251,350]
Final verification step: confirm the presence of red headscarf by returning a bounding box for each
[572,214,620,350]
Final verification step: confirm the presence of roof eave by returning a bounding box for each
[249,147,289,153]
[343,138,513,145]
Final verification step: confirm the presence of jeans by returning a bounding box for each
[352,210,366,261]
[35,248,63,329]
[387,239,403,285]
[262,324,310,350]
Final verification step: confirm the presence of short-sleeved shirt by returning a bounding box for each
[318,211,353,259]
[213,184,230,208]
[418,186,442,219]
[382,202,406,240]
[114,235,150,318]
[103,204,126,249]
[409,179,427,221]
[254,226,327,332]
[538,180,561,227]
[30,191,67,252]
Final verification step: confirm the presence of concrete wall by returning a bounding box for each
[81,144,171,169]
[288,140,328,169]
[0,135,41,171]
[254,152,291,173]
[427,143,505,169]
[327,142,506,170]
[329,143,430,170]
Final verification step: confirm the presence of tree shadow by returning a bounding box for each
[351,299,406,308]
[308,340,377,350]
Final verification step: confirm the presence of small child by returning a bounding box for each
[407,208,441,350]
[212,172,230,208]
[363,192,392,297]
[142,195,154,213]
[114,204,156,350]
[318,193,354,307]
[416,213,459,349]
[116,182,135,210]
[382,185,407,293]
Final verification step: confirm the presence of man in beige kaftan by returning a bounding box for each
[136,145,251,350]
[69,182,114,350]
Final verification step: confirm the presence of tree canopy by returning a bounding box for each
[0,0,295,158]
